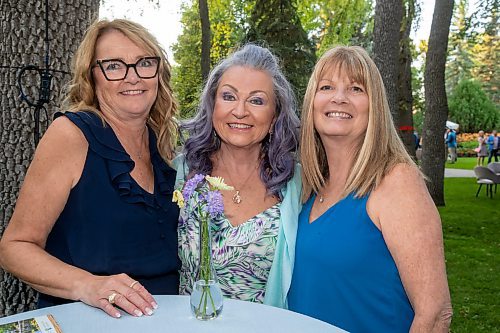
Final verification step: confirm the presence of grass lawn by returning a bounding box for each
[440,178,499,332]
[445,157,479,170]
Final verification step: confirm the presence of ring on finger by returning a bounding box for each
[108,292,118,304]
[129,281,139,289]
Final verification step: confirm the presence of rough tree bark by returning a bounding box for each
[421,0,454,206]
[373,0,404,126]
[198,0,211,82]
[0,0,99,316]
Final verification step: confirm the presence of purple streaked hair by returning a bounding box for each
[180,44,299,198]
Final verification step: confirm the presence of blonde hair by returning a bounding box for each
[61,18,178,162]
[300,45,415,202]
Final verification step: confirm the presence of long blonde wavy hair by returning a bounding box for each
[61,18,178,162]
[300,46,415,202]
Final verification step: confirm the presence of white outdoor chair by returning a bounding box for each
[473,166,499,198]
[487,162,500,176]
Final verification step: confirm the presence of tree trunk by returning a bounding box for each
[0,0,99,316]
[421,0,454,206]
[398,0,416,159]
[373,0,403,126]
[198,0,211,82]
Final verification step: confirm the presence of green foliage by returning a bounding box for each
[446,0,474,94]
[208,0,249,64]
[412,109,424,134]
[440,178,500,332]
[471,33,499,106]
[448,79,499,133]
[296,0,373,53]
[411,42,426,134]
[446,0,499,107]
[172,2,203,119]
[246,0,316,101]
[458,140,479,150]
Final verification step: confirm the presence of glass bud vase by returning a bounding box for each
[189,217,223,320]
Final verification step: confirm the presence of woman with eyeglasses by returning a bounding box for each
[0,19,180,318]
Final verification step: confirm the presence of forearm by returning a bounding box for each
[0,240,93,301]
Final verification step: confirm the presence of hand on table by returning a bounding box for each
[79,273,157,318]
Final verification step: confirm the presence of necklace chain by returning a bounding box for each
[220,154,258,204]
[115,125,147,159]
[137,126,147,159]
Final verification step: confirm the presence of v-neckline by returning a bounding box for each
[222,202,281,229]
[308,194,348,224]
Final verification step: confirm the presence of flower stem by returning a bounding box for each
[208,286,217,313]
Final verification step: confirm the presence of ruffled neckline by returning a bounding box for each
[57,111,175,210]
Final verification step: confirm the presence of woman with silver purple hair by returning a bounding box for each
[175,44,301,308]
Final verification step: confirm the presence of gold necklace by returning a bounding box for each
[220,154,258,204]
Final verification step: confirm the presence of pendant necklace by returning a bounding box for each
[220,154,258,204]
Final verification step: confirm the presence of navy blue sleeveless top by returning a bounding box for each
[288,194,414,332]
[39,111,180,308]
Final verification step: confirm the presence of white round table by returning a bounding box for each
[0,295,347,332]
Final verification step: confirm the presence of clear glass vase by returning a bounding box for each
[189,217,223,320]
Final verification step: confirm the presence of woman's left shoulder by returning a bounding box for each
[368,163,438,231]
[382,163,423,189]
[371,163,427,205]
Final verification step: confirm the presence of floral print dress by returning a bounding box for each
[178,185,280,303]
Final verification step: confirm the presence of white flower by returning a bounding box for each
[205,175,234,191]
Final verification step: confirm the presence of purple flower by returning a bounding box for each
[182,174,205,200]
[203,190,224,218]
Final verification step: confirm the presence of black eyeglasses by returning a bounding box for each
[93,57,160,81]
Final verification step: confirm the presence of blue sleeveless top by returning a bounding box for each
[39,111,180,307]
[288,194,414,332]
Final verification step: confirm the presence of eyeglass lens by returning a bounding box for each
[98,57,159,81]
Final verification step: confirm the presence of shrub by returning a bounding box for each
[449,80,499,133]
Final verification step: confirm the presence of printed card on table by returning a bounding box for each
[0,314,62,333]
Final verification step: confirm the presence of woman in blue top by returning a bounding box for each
[288,46,452,332]
[0,19,180,318]
[175,44,301,308]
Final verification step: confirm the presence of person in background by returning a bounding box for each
[288,45,452,332]
[486,130,499,163]
[0,19,180,318]
[413,130,420,154]
[175,44,301,308]
[445,128,458,163]
[476,130,488,166]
